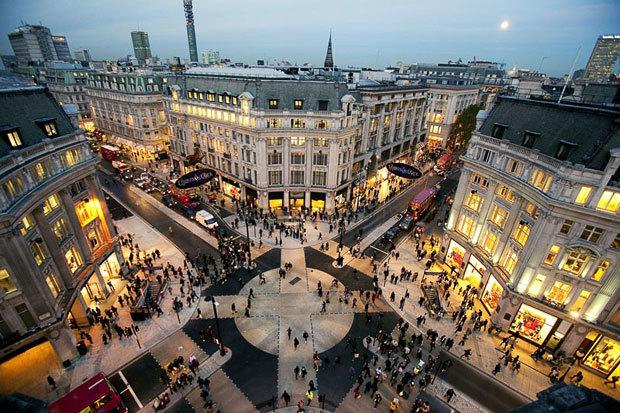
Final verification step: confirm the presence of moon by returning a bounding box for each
[500,20,510,30]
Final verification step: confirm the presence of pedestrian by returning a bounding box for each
[445,388,456,402]
[303,331,309,342]
[294,366,300,379]
[492,363,502,375]
[461,349,472,359]
[281,390,291,406]
[373,393,382,408]
[231,303,237,314]
[604,375,619,388]
[294,337,300,349]
[245,306,250,317]
[570,371,584,385]
[47,375,56,390]
[288,327,292,340]
[301,366,308,379]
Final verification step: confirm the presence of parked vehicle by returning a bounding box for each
[134,178,149,189]
[195,210,218,229]
[121,170,134,181]
[178,205,195,220]
[381,226,401,244]
[139,172,150,181]
[142,183,156,193]
[162,195,177,208]
[398,215,415,231]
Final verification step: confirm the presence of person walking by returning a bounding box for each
[445,388,456,402]
[492,363,502,375]
[570,371,584,385]
[294,366,300,379]
[303,331,309,342]
[281,390,291,406]
[287,327,292,340]
[373,393,382,408]
[294,337,300,349]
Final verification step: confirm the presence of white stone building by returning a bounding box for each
[441,96,620,379]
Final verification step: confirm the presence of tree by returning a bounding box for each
[448,103,482,151]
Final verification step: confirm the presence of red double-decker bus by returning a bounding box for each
[48,372,127,413]
[408,188,437,221]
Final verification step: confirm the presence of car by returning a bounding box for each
[133,178,148,189]
[195,210,219,229]
[120,170,133,181]
[142,183,156,193]
[139,172,150,181]
[398,215,414,231]
[178,205,195,220]
[162,195,177,208]
[381,226,401,244]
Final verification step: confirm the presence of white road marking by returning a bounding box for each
[118,371,144,409]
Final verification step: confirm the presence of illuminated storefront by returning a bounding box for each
[445,239,466,270]
[310,192,326,212]
[463,255,486,287]
[99,253,121,280]
[268,192,283,210]
[510,303,558,345]
[583,335,620,377]
[335,187,348,210]
[80,272,105,306]
[289,191,305,211]
[221,178,240,200]
[481,274,503,313]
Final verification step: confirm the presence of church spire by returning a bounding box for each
[324,30,334,69]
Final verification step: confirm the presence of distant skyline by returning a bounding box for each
[1,0,619,76]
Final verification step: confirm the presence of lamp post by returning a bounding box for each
[244,215,253,269]
[207,295,226,356]
[132,324,141,349]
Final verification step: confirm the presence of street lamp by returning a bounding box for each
[244,215,254,269]
[207,295,226,356]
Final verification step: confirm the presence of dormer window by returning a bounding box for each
[318,100,329,111]
[491,123,507,139]
[294,99,304,110]
[268,99,279,109]
[36,118,58,137]
[555,140,577,161]
[2,128,23,148]
[522,131,540,148]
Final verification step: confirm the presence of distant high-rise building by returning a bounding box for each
[7,24,71,66]
[183,0,199,62]
[74,48,91,62]
[324,31,334,68]
[201,50,220,64]
[52,35,71,60]
[131,31,152,64]
[583,35,620,83]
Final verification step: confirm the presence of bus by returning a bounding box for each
[48,372,127,413]
[434,153,454,173]
[168,180,201,209]
[100,145,121,162]
[408,188,437,221]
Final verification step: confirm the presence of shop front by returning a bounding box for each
[310,192,326,212]
[221,177,240,201]
[509,303,558,346]
[289,191,305,211]
[463,254,486,287]
[98,252,121,280]
[582,334,620,378]
[245,187,258,208]
[80,272,106,306]
[268,192,284,210]
[481,274,503,313]
[335,187,348,210]
[445,239,466,272]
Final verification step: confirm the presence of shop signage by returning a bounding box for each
[175,168,216,189]
[387,162,422,179]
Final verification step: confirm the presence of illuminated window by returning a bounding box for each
[4,129,23,148]
[218,95,223,103]
[544,245,561,266]
[75,199,98,226]
[43,194,61,215]
[512,222,531,247]
[314,138,329,147]
[225,95,231,104]
[290,137,306,146]
[506,158,523,176]
[480,231,499,256]
[596,190,620,213]
[0,267,17,294]
[31,162,48,181]
[575,186,592,206]
[559,219,573,234]
[580,225,604,243]
[206,93,215,102]
[266,137,283,146]
[611,233,620,250]
[62,149,81,167]
[456,214,476,239]
[31,240,49,266]
[268,99,279,109]
[465,192,483,213]
[489,204,508,229]
[64,244,83,273]
[315,120,329,129]
[20,214,35,236]
[499,248,519,275]
[569,290,591,313]
[471,174,489,188]
[88,227,101,249]
[294,99,304,110]
[527,274,546,297]
[3,175,26,200]
[292,119,306,129]
[51,218,70,241]
[591,260,610,282]
[563,250,590,275]
[430,125,441,134]
[524,202,540,219]
[42,122,58,137]
[496,185,515,203]
[290,152,305,165]
[45,272,62,298]
[530,168,553,193]
[545,281,572,306]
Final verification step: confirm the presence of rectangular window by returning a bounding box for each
[4,129,23,148]
[268,171,282,186]
[43,194,61,215]
[569,290,591,313]
[20,214,35,236]
[546,281,572,306]
[464,192,483,213]
[530,168,553,193]
[290,152,305,165]
[506,158,523,176]
[312,171,327,186]
[75,200,98,226]
[611,233,620,249]
[527,274,546,297]
[314,138,329,147]
[313,152,328,166]
[456,214,476,239]
[524,202,540,219]
[31,162,48,181]
[290,170,305,185]
[266,137,283,146]
[430,125,442,134]
[489,204,508,229]
[491,124,507,139]
[31,240,49,266]
[522,131,539,148]
[267,151,282,165]
[46,272,62,298]
[42,122,58,137]
[560,219,573,234]
[290,137,306,146]
[544,245,561,266]
[580,225,604,243]
[15,303,36,330]
[480,231,499,256]
[318,100,329,111]
[596,190,620,213]
[575,186,592,206]
[471,174,489,188]
[499,248,519,275]
[495,185,515,203]
[64,244,83,273]
[477,148,495,163]
[268,99,279,109]
[294,99,304,110]
[51,218,70,241]
[591,260,610,282]
[563,250,589,275]
[0,267,17,294]
[512,222,531,247]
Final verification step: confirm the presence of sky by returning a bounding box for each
[0,0,618,76]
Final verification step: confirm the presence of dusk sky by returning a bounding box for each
[1,0,619,76]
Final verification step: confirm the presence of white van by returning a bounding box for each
[195,210,218,229]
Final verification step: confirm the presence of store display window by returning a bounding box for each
[481,275,503,312]
[509,304,557,344]
[446,239,466,269]
[583,336,620,376]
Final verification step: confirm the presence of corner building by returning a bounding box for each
[0,82,123,365]
[165,67,427,213]
[441,96,620,378]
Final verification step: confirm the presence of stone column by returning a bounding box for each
[70,295,90,327]
[304,191,311,210]
[58,189,93,265]
[47,325,79,365]
[32,207,75,289]
[94,266,110,297]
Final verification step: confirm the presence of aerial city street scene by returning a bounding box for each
[0,0,619,412]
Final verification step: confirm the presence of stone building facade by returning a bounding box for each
[441,96,620,378]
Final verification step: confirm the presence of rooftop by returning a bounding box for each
[479,96,620,171]
[185,66,294,79]
[0,71,38,92]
